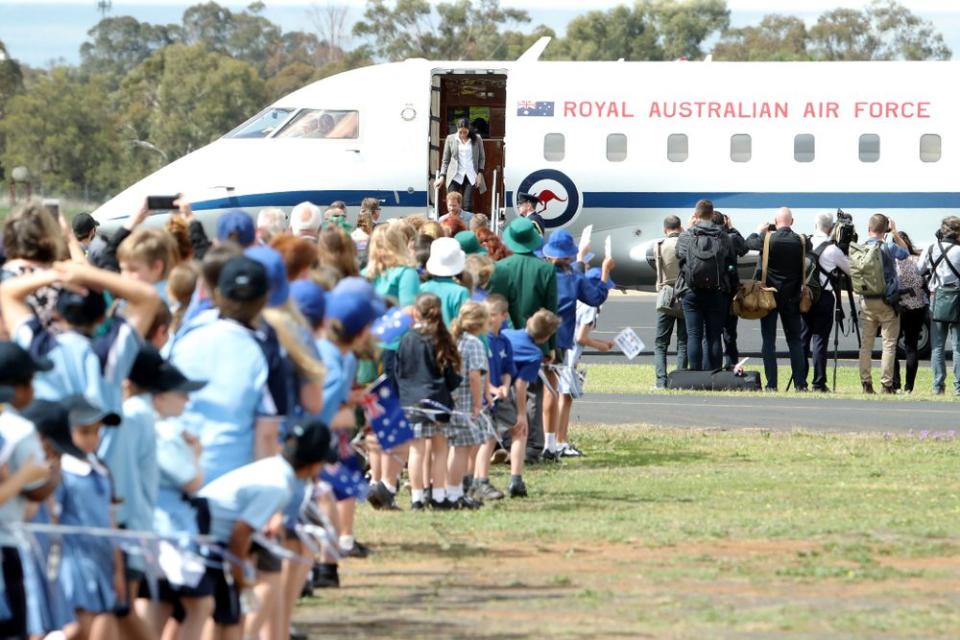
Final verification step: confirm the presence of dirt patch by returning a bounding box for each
[293,538,960,639]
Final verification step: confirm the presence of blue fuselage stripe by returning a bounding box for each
[191,190,960,211]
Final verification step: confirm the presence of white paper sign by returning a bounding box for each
[578,224,593,252]
[158,541,206,588]
[604,235,612,259]
[614,328,645,360]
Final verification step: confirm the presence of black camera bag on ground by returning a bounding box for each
[666,369,762,392]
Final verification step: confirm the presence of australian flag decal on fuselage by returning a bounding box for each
[517,101,555,117]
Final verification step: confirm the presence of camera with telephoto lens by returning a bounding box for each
[833,208,857,255]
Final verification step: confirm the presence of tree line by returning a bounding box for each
[0,0,950,201]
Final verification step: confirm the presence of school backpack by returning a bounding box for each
[847,241,886,297]
[684,226,727,290]
[802,237,823,306]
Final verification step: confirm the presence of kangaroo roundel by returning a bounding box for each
[516,169,582,228]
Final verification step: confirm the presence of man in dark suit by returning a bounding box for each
[745,207,811,391]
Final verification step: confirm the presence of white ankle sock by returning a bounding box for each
[382,480,396,494]
[446,485,463,501]
[545,433,558,452]
[339,535,355,551]
[411,489,424,503]
[432,488,446,502]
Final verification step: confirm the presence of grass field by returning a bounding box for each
[294,426,960,639]
[583,362,951,401]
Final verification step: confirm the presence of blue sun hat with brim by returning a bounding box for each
[245,245,290,307]
[542,229,578,259]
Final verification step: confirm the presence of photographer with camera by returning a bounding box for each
[714,211,749,369]
[918,216,960,395]
[745,207,810,391]
[854,214,909,394]
[802,212,851,392]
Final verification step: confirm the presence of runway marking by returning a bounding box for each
[577,398,958,416]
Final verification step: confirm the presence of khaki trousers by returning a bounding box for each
[858,297,901,388]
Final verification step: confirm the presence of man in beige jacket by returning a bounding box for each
[654,215,687,388]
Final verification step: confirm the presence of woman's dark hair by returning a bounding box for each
[414,292,460,373]
[3,201,66,263]
[940,216,960,241]
[455,118,477,143]
[414,234,433,272]
[898,231,919,256]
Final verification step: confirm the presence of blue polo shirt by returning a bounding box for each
[316,339,356,426]
[502,329,543,384]
[109,394,158,540]
[555,267,609,350]
[487,331,517,387]
[154,418,201,539]
[169,317,275,485]
[14,319,107,406]
[199,455,298,542]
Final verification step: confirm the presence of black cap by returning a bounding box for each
[129,345,207,394]
[283,419,332,467]
[20,396,122,458]
[56,289,107,326]
[516,191,541,206]
[72,213,99,238]
[0,341,53,386]
[217,256,269,302]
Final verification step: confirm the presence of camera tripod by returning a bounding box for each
[831,272,861,391]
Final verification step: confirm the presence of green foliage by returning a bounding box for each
[0,68,124,197]
[79,16,180,84]
[713,15,810,61]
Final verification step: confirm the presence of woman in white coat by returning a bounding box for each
[435,118,486,212]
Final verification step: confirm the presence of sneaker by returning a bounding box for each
[381,489,402,511]
[524,453,542,465]
[862,382,876,394]
[507,479,528,498]
[411,500,425,511]
[347,541,371,559]
[541,449,561,463]
[491,449,509,465]
[312,563,340,589]
[457,495,483,510]
[471,480,504,501]
[559,444,582,458]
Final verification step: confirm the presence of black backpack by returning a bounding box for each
[685,227,727,290]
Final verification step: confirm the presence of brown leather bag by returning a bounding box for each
[733,232,778,319]
[799,234,813,313]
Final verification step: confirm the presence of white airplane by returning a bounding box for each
[93,38,959,288]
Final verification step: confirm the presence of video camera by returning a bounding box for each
[832,208,857,255]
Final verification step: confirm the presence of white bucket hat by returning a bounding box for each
[426,237,466,277]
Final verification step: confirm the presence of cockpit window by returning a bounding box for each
[226,108,295,138]
[275,110,360,139]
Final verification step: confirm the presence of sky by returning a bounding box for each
[2,0,959,66]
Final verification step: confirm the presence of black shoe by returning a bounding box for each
[880,385,895,395]
[347,541,371,558]
[524,454,541,465]
[366,482,387,510]
[462,476,473,494]
[541,449,561,463]
[290,628,309,640]
[507,479,528,498]
[312,563,340,589]
[429,498,452,511]
[411,500,425,511]
[471,480,504,501]
[381,489,402,511]
[300,576,314,599]
[424,486,433,503]
[812,385,830,393]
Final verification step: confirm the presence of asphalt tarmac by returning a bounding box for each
[571,392,959,432]
[575,293,958,432]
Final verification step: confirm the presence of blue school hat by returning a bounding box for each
[0,341,53,386]
[21,399,87,458]
[326,289,379,339]
[217,256,269,302]
[289,279,327,326]
[542,229,578,260]
[244,245,290,307]
[333,277,386,315]
[217,209,255,247]
[586,267,615,290]
[129,345,207,394]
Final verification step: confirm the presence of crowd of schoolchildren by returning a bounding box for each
[0,188,614,640]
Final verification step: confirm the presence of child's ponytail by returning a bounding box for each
[414,293,460,372]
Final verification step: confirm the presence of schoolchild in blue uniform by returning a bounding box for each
[0,342,58,639]
[119,344,206,636]
[197,419,331,639]
[540,230,612,461]
[23,396,123,640]
[168,256,278,486]
[502,309,561,498]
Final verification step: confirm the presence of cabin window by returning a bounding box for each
[920,134,941,163]
[667,134,688,162]
[544,133,565,161]
[226,108,294,138]
[794,134,815,163]
[606,134,627,162]
[859,134,880,162]
[730,134,751,163]
[275,109,360,139]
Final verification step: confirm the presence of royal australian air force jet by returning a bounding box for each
[93,37,959,287]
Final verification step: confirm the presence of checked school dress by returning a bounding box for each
[448,334,494,447]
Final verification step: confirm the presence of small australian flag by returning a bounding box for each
[517,101,555,117]
[362,376,413,451]
[321,454,369,502]
[372,308,412,344]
